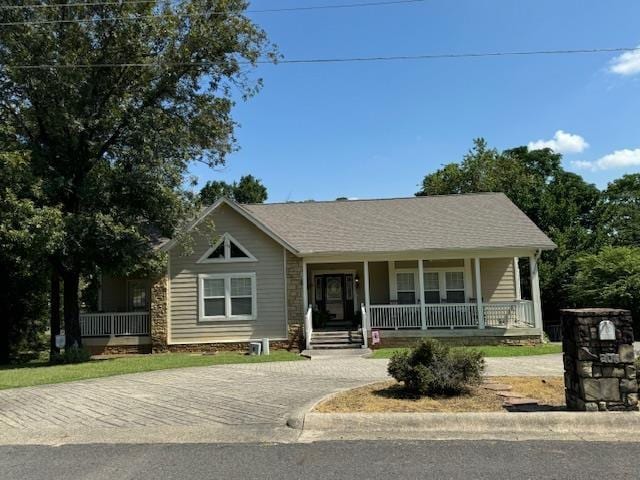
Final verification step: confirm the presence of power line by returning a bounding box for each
[0,0,158,10]
[0,0,426,25]
[4,46,637,70]
[0,0,158,9]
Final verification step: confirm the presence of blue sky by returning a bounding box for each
[191,0,640,202]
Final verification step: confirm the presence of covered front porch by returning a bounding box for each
[79,275,152,353]
[301,252,543,349]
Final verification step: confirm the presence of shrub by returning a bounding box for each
[387,339,485,396]
[50,346,92,365]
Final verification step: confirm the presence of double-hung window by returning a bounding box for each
[423,270,467,304]
[445,271,465,303]
[424,272,441,304]
[396,272,417,304]
[199,273,257,321]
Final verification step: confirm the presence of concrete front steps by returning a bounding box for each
[309,330,364,350]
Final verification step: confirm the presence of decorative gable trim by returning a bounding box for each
[197,233,258,264]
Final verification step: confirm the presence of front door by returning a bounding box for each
[325,275,345,320]
[314,274,355,326]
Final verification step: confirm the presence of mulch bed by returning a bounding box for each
[314,376,566,413]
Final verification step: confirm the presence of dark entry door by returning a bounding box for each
[315,274,355,324]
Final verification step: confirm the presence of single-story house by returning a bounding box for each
[82,193,556,354]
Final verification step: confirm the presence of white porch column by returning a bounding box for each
[388,261,397,303]
[302,258,308,314]
[417,259,426,330]
[363,260,371,313]
[474,257,485,329]
[463,258,472,302]
[513,257,522,300]
[529,254,543,331]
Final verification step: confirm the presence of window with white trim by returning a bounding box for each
[396,272,416,304]
[424,272,440,304]
[198,233,257,263]
[199,273,257,321]
[445,271,465,303]
[422,270,467,304]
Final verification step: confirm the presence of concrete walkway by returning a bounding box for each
[0,354,563,445]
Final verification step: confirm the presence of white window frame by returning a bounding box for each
[199,272,257,321]
[197,233,257,264]
[444,270,466,303]
[421,267,467,304]
[395,269,418,305]
[423,271,441,304]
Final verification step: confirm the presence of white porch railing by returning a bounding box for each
[424,303,479,328]
[368,304,422,329]
[304,304,313,351]
[80,312,150,337]
[484,301,535,328]
[368,301,535,330]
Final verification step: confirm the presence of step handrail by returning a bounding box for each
[361,303,368,349]
[304,304,313,351]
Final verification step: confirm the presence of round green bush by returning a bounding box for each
[387,339,485,396]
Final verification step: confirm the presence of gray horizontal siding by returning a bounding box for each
[169,203,287,343]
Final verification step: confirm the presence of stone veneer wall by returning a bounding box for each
[86,344,152,355]
[150,274,168,353]
[285,251,305,350]
[561,308,638,411]
[286,251,304,326]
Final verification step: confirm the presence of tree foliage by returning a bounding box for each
[0,0,276,347]
[596,174,640,248]
[200,174,268,204]
[570,247,640,332]
[0,148,63,362]
[417,138,602,321]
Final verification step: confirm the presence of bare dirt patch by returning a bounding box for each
[315,376,565,413]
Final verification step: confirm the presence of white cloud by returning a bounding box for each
[571,148,640,171]
[527,130,589,154]
[609,46,640,76]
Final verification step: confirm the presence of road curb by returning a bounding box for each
[302,411,640,438]
[286,384,377,430]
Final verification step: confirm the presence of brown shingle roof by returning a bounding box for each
[241,193,555,254]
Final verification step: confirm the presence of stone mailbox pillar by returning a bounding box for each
[561,308,637,411]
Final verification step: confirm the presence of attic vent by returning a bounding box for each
[198,233,257,263]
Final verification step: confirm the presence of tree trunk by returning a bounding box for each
[0,320,10,364]
[50,270,61,357]
[63,270,82,348]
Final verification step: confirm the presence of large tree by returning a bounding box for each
[0,1,275,348]
[200,174,267,204]
[416,139,601,322]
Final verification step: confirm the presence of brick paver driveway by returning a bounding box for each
[0,354,562,445]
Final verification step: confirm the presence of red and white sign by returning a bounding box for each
[371,330,380,345]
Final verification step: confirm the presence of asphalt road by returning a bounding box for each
[2,440,638,479]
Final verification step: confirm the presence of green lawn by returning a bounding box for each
[0,351,303,390]
[370,343,562,359]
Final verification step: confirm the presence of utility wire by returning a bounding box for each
[3,46,637,70]
[0,0,158,9]
[0,0,426,25]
